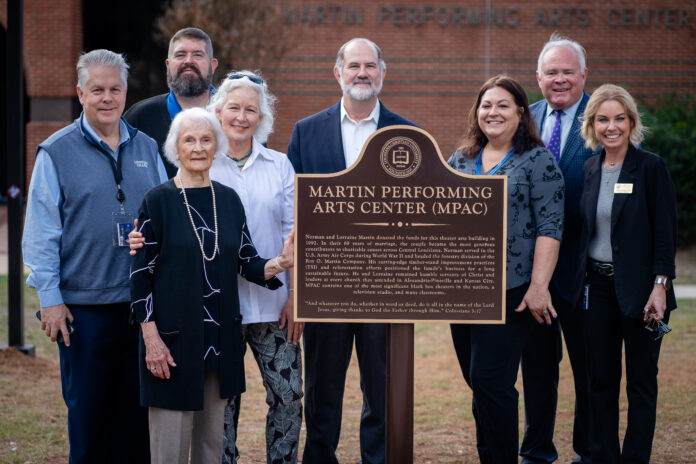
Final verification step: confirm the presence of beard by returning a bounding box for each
[340,77,382,101]
[167,63,213,97]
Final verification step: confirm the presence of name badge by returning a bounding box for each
[614,183,633,194]
[112,211,135,247]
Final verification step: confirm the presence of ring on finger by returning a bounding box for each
[150,366,156,371]
[543,310,549,314]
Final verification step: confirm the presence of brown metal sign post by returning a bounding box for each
[294,126,507,462]
[386,323,414,463]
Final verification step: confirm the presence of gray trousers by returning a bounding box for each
[223,321,303,464]
[149,371,227,464]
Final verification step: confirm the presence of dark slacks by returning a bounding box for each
[583,272,666,464]
[302,321,387,464]
[520,284,591,463]
[59,303,149,464]
[451,284,534,464]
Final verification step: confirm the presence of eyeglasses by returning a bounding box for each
[226,73,263,85]
[644,319,672,340]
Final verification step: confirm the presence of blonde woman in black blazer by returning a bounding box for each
[574,84,677,464]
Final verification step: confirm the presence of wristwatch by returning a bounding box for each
[654,276,671,290]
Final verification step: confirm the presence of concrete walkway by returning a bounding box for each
[674,285,696,299]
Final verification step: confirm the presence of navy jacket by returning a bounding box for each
[572,145,677,318]
[287,101,416,174]
[530,92,599,300]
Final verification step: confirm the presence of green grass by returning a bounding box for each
[650,299,696,463]
[1,276,66,463]
[2,273,695,463]
[0,276,56,356]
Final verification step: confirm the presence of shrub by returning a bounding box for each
[640,93,696,247]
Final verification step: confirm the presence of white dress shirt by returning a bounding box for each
[340,98,381,168]
[210,138,295,324]
[540,96,583,160]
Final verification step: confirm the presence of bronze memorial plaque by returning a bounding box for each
[294,126,507,323]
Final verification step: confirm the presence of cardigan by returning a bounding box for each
[130,180,281,410]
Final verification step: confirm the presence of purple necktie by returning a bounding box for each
[546,110,563,161]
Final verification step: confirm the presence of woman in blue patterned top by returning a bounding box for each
[448,75,565,463]
[130,108,294,464]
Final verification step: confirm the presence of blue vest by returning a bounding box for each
[38,116,162,304]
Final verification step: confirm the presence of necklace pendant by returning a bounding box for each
[227,148,253,168]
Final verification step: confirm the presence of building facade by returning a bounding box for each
[2,0,695,182]
[271,1,696,156]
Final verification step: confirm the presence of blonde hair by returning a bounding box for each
[581,83,646,150]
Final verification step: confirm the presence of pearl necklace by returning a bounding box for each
[176,175,218,262]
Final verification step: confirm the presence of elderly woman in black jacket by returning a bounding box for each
[130,107,294,464]
[575,83,677,464]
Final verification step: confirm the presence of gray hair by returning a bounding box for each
[168,27,214,60]
[163,107,228,168]
[207,70,276,144]
[537,32,587,74]
[334,38,386,75]
[76,49,129,89]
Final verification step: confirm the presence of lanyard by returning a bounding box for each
[475,147,514,175]
[82,119,127,209]
[102,149,126,207]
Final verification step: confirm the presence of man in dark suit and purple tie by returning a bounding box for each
[522,33,598,464]
[287,37,415,464]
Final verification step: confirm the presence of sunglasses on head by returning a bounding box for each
[227,73,263,85]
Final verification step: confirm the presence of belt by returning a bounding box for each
[588,259,614,277]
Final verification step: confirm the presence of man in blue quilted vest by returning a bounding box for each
[22,49,168,464]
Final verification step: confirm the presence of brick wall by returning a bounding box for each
[1,0,82,187]
[0,0,82,98]
[264,0,696,156]
[4,0,696,182]
[24,121,66,186]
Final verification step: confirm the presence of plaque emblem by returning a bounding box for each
[380,136,421,178]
